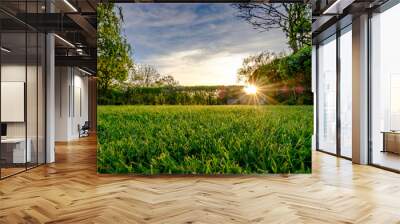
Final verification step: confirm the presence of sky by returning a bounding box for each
[118,3,288,86]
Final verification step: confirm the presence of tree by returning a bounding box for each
[237,51,279,82]
[233,3,311,53]
[97,3,133,92]
[131,64,160,87]
[156,75,179,87]
[129,64,179,87]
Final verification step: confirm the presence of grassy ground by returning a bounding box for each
[97,105,313,174]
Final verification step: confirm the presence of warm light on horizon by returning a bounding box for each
[244,85,258,95]
[147,51,246,86]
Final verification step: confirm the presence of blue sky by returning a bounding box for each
[118,3,288,86]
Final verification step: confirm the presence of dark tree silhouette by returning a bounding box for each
[233,3,311,53]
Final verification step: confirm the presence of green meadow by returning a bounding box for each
[97,105,312,174]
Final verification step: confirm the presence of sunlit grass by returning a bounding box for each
[97,105,313,174]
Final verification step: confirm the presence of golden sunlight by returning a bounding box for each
[244,85,258,95]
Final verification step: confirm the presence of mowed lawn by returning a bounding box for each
[97,105,313,174]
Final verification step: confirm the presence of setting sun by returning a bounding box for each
[244,85,258,95]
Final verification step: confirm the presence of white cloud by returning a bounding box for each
[121,3,235,29]
[118,3,289,85]
[143,49,247,86]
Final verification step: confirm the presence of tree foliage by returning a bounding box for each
[236,46,312,105]
[157,75,179,87]
[97,3,134,92]
[233,3,311,53]
[98,84,312,106]
[127,64,179,87]
[237,51,281,82]
[98,86,239,105]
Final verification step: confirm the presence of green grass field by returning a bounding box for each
[97,105,313,174]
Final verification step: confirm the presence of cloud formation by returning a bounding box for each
[118,3,288,86]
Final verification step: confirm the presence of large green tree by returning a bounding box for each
[233,3,311,53]
[97,3,133,92]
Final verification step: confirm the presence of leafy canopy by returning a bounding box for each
[97,3,134,91]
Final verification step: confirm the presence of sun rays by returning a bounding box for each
[239,80,286,105]
[243,85,258,95]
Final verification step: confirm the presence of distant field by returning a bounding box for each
[97,105,313,174]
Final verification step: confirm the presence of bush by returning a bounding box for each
[250,46,312,105]
[98,85,312,105]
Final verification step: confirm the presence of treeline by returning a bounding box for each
[98,85,312,105]
[98,46,313,106]
[97,3,312,106]
[245,46,312,96]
